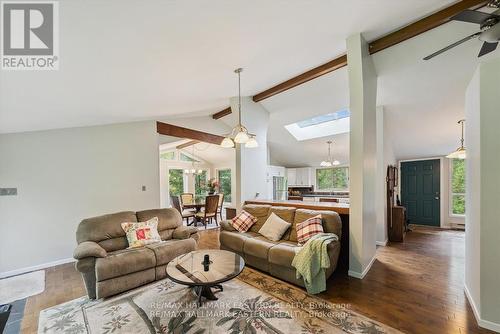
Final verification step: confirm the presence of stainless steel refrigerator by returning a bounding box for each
[273,176,288,201]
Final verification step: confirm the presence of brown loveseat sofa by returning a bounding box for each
[219,204,341,287]
[74,209,199,299]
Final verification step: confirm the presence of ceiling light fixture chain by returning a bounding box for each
[320,140,340,167]
[447,119,466,159]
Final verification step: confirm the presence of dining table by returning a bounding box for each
[182,197,206,225]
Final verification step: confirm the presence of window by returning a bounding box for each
[450,159,465,216]
[168,169,184,196]
[316,167,349,191]
[180,152,198,162]
[218,169,232,203]
[160,151,175,160]
[195,170,208,197]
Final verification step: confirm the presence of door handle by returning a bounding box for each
[435,196,439,200]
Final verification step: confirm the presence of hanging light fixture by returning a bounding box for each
[221,68,258,148]
[447,119,466,159]
[184,144,203,174]
[320,141,340,167]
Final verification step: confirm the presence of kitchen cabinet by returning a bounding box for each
[287,167,312,186]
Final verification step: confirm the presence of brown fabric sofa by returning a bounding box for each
[74,209,199,299]
[219,204,341,287]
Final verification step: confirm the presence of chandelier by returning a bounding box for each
[184,144,203,174]
[320,141,340,167]
[446,119,466,159]
[221,68,258,148]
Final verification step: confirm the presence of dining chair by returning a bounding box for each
[181,193,194,205]
[195,195,219,229]
[171,195,195,225]
[216,193,224,220]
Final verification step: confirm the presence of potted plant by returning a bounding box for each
[207,178,219,195]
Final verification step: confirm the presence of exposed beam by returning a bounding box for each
[176,140,199,150]
[156,121,225,146]
[368,0,489,54]
[212,107,232,119]
[249,0,488,102]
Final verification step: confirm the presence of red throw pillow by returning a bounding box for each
[231,210,258,232]
[296,215,324,245]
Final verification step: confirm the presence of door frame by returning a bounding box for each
[398,157,445,228]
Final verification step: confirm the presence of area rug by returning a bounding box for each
[0,270,45,304]
[38,267,401,333]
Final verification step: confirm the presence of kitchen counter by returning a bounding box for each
[245,199,349,215]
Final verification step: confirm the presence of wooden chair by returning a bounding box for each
[319,197,339,203]
[181,193,194,205]
[171,195,195,225]
[216,193,224,220]
[196,195,219,229]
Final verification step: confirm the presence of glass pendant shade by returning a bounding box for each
[332,160,340,166]
[446,147,466,159]
[320,161,332,167]
[184,169,190,174]
[245,136,258,148]
[221,137,235,148]
[234,130,249,144]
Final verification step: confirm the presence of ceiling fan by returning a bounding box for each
[423,0,500,60]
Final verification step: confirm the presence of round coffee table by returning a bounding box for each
[166,250,245,306]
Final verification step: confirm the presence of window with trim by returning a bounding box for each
[180,152,198,162]
[218,169,232,203]
[316,167,349,191]
[450,159,465,216]
[160,151,175,160]
[195,170,208,197]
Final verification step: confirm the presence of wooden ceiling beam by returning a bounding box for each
[212,107,232,119]
[176,140,199,150]
[156,121,225,146]
[249,0,489,103]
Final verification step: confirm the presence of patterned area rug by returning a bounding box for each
[38,267,401,334]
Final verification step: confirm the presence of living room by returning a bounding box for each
[1,1,499,333]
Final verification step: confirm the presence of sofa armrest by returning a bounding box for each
[220,220,236,232]
[172,225,198,240]
[73,241,107,260]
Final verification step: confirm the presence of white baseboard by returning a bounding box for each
[348,254,377,279]
[376,239,388,247]
[0,257,75,279]
[464,283,500,332]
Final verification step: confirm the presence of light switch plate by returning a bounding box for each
[0,188,17,196]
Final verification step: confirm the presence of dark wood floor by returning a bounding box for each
[20,227,492,333]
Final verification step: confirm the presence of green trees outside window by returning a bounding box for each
[168,169,184,196]
[451,159,466,215]
[195,170,208,197]
[218,169,232,203]
[316,167,349,191]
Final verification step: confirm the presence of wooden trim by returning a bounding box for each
[156,121,225,145]
[252,55,347,102]
[176,140,199,150]
[212,107,232,119]
[250,0,487,102]
[368,0,488,54]
[244,199,350,215]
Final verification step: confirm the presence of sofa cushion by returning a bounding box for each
[258,213,291,241]
[219,231,259,253]
[243,236,280,259]
[242,205,271,233]
[290,209,342,242]
[95,247,156,281]
[136,208,182,238]
[77,211,137,245]
[145,239,196,266]
[231,210,258,232]
[268,241,301,267]
[269,206,296,239]
[121,217,162,248]
[296,215,324,245]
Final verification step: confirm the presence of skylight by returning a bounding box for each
[285,109,350,141]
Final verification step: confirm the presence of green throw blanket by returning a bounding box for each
[292,233,338,294]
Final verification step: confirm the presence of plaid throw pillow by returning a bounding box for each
[296,215,324,245]
[231,210,258,232]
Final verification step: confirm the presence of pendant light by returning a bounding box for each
[184,144,203,174]
[221,68,258,148]
[446,119,466,159]
[320,141,340,167]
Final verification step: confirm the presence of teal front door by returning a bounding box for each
[401,159,440,227]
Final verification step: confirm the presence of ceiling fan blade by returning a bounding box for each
[423,32,481,60]
[451,10,498,24]
[478,41,499,56]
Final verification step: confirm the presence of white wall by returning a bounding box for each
[465,57,500,331]
[0,121,160,276]
[347,33,378,278]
